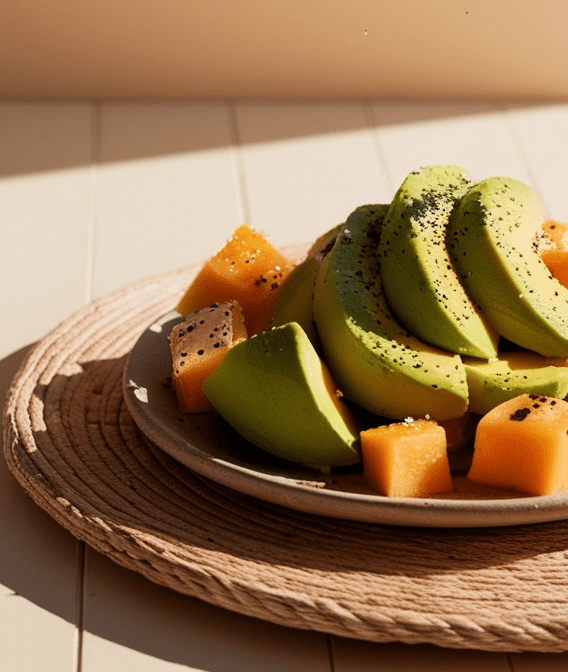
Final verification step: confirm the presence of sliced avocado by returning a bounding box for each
[380,165,498,358]
[313,204,469,421]
[271,224,342,348]
[270,257,320,345]
[464,350,568,415]
[447,176,568,356]
[202,322,361,468]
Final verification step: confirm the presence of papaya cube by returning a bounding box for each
[468,394,568,496]
[176,225,295,334]
[361,419,453,497]
[169,301,247,413]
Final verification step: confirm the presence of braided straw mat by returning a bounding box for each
[4,250,568,654]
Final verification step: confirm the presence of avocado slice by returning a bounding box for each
[271,223,341,348]
[202,322,361,468]
[313,204,469,421]
[270,257,320,346]
[380,165,499,358]
[464,350,568,415]
[447,176,568,356]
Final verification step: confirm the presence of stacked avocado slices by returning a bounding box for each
[202,165,568,468]
[379,165,499,359]
[313,203,469,421]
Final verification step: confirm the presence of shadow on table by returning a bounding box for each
[0,99,564,179]
[0,344,82,627]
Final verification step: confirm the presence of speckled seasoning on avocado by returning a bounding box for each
[448,177,568,356]
[379,166,498,359]
[313,203,468,421]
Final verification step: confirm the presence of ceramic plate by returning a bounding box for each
[123,310,568,528]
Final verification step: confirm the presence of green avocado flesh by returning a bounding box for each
[464,351,568,415]
[271,257,320,347]
[447,176,568,357]
[380,165,499,358]
[271,224,341,349]
[313,204,469,421]
[202,322,361,468]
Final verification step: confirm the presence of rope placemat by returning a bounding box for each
[4,259,568,653]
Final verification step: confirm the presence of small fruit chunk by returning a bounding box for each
[361,419,453,497]
[540,220,568,289]
[176,225,295,334]
[202,322,361,468]
[169,301,247,413]
[467,394,568,496]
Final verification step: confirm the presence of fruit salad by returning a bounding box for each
[168,165,568,498]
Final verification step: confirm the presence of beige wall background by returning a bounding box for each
[1,0,567,99]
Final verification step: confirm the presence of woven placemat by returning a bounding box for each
[4,259,568,653]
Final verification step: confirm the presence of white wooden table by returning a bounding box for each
[2,99,568,671]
